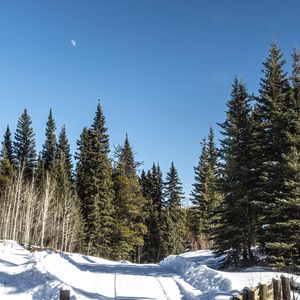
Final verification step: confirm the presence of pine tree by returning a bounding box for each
[13,109,37,179]
[1,126,14,165]
[112,135,147,262]
[212,78,255,267]
[189,138,209,247]
[91,100,109,155]
[57,125,73,182]
[140,163,164,262]
[76,102,115,257]
[161,162,186,256]
[254,43,300,269]
[207,127,218,171]
[0,130,15,195]
[35,154,46,188]
[42,109,57,171]
[189,128,220,250]
[119,134,136,176]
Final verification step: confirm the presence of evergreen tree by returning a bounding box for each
[161,162,186,256]
[140,163,164,262]
[35,154,46,189]
[189,138,210,247]
[57,125,73,182]
[0,131,14,195]
[13,109,37,179]
[189,128,220,250]
[207,127,218,171]
[91,100,109,155]
[1,126,14,164]
[212,78,255,267]
[253,43,300,270]
[76,102,115,257]
[119,134,136,176]
[112,135,147,262]
[42,109,57,171]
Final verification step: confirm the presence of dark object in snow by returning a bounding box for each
[281,276,291,300]
[60,290,70,300]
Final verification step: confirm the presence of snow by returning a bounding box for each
[0,241,299,299]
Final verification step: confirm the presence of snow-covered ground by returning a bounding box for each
[0,240,299,300]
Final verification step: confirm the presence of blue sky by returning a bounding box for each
[0,0,300,197]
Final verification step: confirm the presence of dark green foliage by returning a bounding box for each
[212,78,255,267]
[0,130,15,195]
[76,102,115,258]
[253,44,300,270]
[1,126,14,165]
[57,125,73,183]
[13,109,37,179]
[118,134,136,177]
[42,109,57,171]
[140,164,164,262]
[251,43,299,268]
[35,154,46,188]
[91,101,110,155]
[189,128,221,250]
[190,139,210,246]
[112,135,147,262]
[161,162,186,257]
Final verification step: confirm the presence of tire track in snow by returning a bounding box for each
[114,273,117,300]
[155,276,171,300]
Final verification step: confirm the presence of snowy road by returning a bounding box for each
[2,241,298,300]
[0,241,184,299]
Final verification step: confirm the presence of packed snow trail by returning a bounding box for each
[0,241,184,299]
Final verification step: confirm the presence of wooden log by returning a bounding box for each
[259,284,268,300]
[60,290,70,300]
[243,288,255,300]
[273,279,282,300]
[281,276,291,300]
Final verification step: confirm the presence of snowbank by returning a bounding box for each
[160,250,300,299]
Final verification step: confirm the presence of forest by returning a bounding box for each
[0,42,300,271]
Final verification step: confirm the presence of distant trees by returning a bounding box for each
[0,101,187,262]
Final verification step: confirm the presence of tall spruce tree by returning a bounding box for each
[112,135,147,262]
[161,162,186,256]
[190,138,209,247]
[42,109,57,171]
[0,129,15,195]
[13,109,37,179]
[76,102,115,257]
[57,125,73,183]
[212,78,255,267]
[1,126,14,164]
[190,128,221,250]
[254,43,300,269]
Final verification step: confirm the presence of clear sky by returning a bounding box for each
[0,0,300,198]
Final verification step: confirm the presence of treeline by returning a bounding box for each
[1,42,300,271]
[190,42,300,272]
[0,103,187,262]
